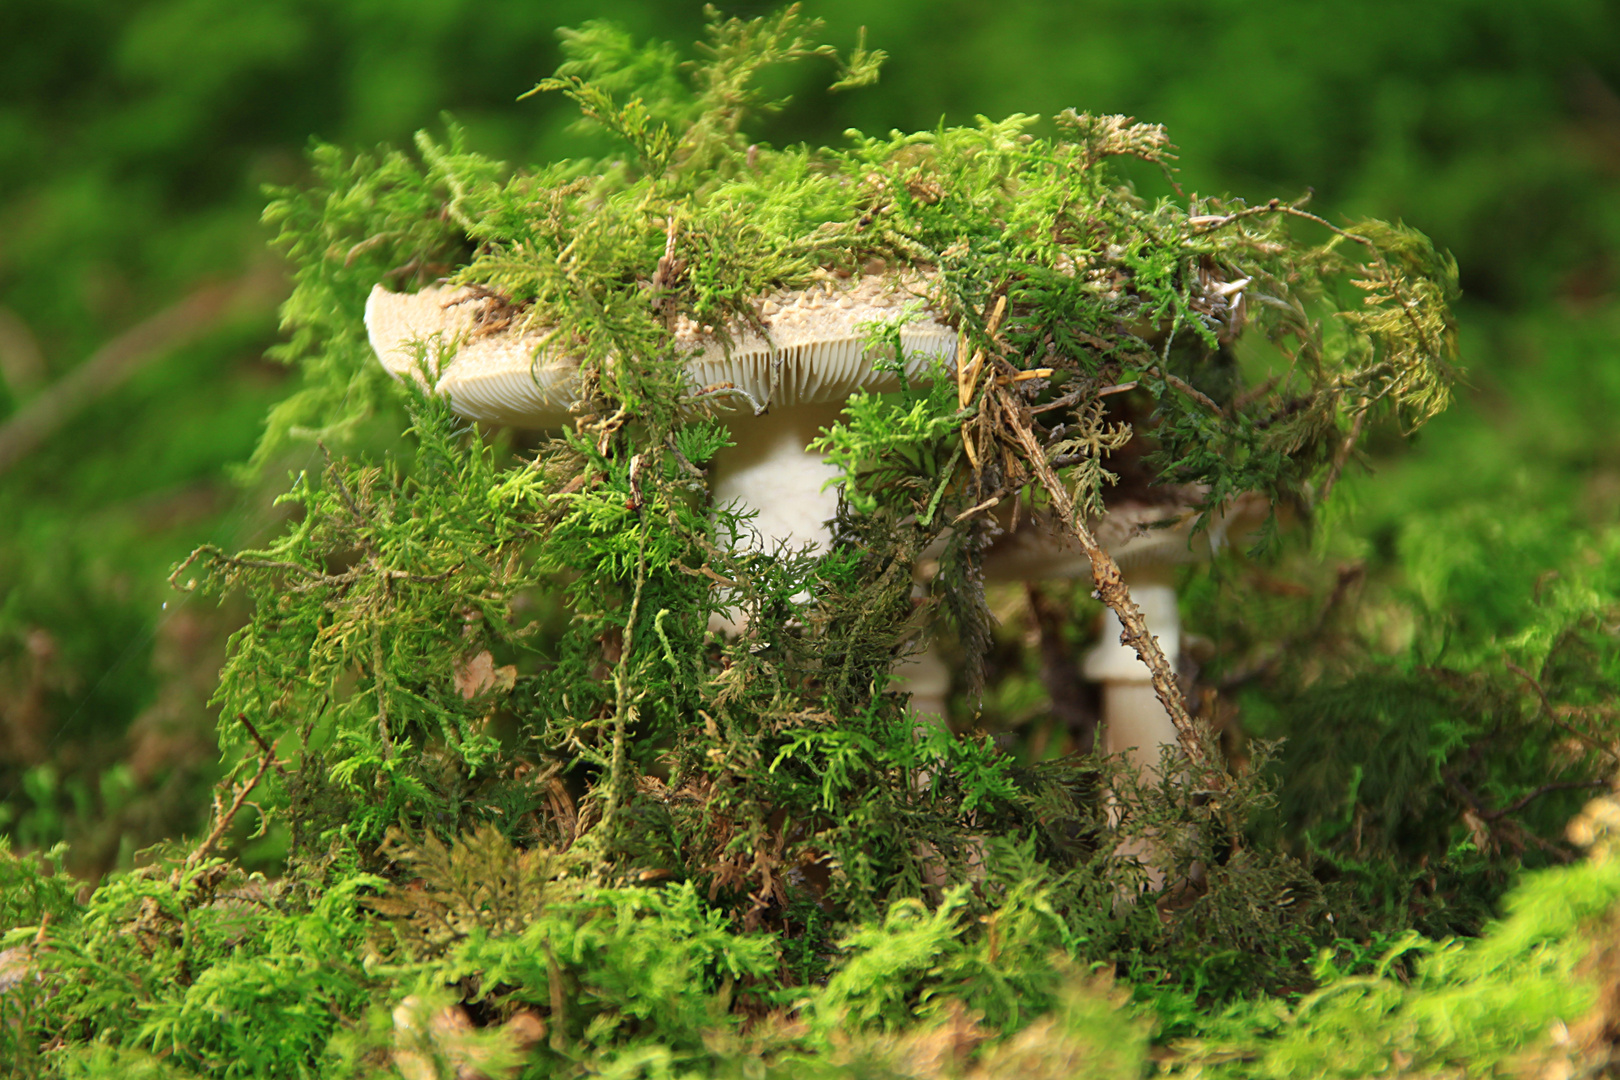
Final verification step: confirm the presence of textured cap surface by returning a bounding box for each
[365,285,580,427]
[676,272,957,412]
[366,274,958,427]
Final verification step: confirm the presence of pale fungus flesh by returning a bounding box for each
[984,492,1269,774]
[364,284,580,429]
[364,271,956,562]
[675,271,956,555]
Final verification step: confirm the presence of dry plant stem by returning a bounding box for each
[1481,779,1609,822]
[956,295,1008,468]
[1217,563,1364,691]
[1443,770,1591,863]
[602,528,650,839]
[1148,364,1223,417]
[995,384,1207,768]
[1029,379,1136,417]
[169,544,457,593]
[178,750,274,878]
[951,493,1002,525]
[1505,658,1620,766]
[235,712,288,779]
[322,441,374,534]
[1316,404,1369,504]
[0,265,286,475]
[372,624,394,761]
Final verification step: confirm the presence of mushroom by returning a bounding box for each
[903,497,1265,756]
[366,283,1266,764]
[364,272,957,630]
[364,285,579,429]
[963,492,1269,886]
[676,272,955,559]
[367,279,1262,885]
[982,493,1267,775]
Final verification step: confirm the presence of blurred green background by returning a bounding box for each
[4,0,1619,878]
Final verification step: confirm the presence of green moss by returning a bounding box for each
[17,9,1619,1079]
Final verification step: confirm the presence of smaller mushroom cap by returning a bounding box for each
[982,490,1271,583]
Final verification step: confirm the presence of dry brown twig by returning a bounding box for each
[1149,364,1224,417]
[235,712,289,779]
[0,263,287,476]
[1315,404,1370,504]
[993,382,1210,769]
[175,748,276,883]
[1505,657,1620,766]
[1217,563,1365,691]
[1444,769,1600,863]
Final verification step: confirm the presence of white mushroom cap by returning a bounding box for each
[364,284,477,381]
[364,284,580,428]
[365,274,956,429]
[366,273,960,594]
[676,273,956,412]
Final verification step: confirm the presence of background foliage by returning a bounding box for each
[3,2,1620,1076]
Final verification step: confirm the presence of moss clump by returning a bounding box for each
[24,9,1615,1080]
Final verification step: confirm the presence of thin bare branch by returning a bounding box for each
[1217,563,1364,691]
[178,750,274,878]
[1505,658,1619,764]
[1482,779,1609,822]
[995,383,1209,769]
[0,265,286,476]
[372,624,394,761]
[235,713,289,779]
[1316,405,1369,504]
[950,494,1002,525]
[169,544,364,591]
[1149,366,1224,417]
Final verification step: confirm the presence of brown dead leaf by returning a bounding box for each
[393,996,541,1080]
[455,651,517,700]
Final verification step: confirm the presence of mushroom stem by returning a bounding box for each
[1081,564,1183,777]
[706,401,956,746]
[1080,563,1186,890]
[895,637,950,728]
[707,401,849,555]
